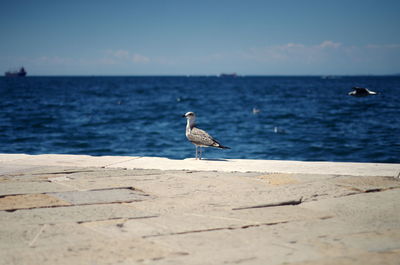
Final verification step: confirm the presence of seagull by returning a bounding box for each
[348,87,378,97]
[252,107,261,115]
[182,112,230,160]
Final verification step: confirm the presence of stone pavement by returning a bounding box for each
[1,154,400,265]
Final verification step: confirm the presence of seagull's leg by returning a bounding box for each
[199,147,202,160]
[195,146,198,160]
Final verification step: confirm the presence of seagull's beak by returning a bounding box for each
[182,114,186,118]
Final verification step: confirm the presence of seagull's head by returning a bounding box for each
[182,112,196,123]
[182,112,195,118]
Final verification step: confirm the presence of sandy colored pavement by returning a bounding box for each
[1,154,400,265]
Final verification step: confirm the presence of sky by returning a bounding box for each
[1,0,400,76]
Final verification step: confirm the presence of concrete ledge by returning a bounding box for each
[1,153,399,177]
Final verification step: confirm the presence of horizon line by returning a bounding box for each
[2,73,400,77]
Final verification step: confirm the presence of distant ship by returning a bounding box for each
[5,67,27,77]
[219,73,238,78]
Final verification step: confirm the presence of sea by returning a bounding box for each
[1,76,399,163]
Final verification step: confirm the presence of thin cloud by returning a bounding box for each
[285,43,305,48]
[318,40,342,49]
[237,40,400,74]
[108,49,130,59]
[131,53,150,63]
[366,44,400,49]
[242,40,398,63]
[105,49,150,64]
[32,56,74,65]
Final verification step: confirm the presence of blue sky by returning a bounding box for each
[1,0,399,75]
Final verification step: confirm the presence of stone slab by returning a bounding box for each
[0,204,157,225]
[331,175,400,192]
[300,189,400,230]
[286,250,400,265]
[45,168,166,191]
[147,221,400,265]
[51,188,150,205]
[0,193,71,211]
[0,222,172,265]
[0,163,47,176]
[86,206,330,239]
[0,181,76,196]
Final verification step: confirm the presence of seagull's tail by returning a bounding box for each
[212,140,230,149]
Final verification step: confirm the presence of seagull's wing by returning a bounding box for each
[188,127,221,147]
[366,88,377,94]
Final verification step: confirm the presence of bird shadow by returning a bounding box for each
[200,158,230,162]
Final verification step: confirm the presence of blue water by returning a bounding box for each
[0,76,399,163]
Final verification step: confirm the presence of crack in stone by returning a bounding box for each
[0,186,152,212]
[225,256,257,264]
[86,186,148,193]
[28,224,47,247]
[232,197,303,210]
[32,170,97,175]
[142,220,290,238]
[142,214,333,239]
[335,184,400,194]
[76,215,159,224]
[2,199,148,212]
[0,186,148,199]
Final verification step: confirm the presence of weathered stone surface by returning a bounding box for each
[0,193,70,210]
[3,154,139,168]
[0,204,157,225]
[256,173,300,185]
[46,168,165,191]
[107,156,400,177]
[2,154,400,176]
[286,250,400,265]
[301,189,400,230]
[51,188,150,205]
[0,153,30,162]
[0,181,75,196]
[0,163,46,177]
[0,222,172,265]
[331,175,400,192]
[0,154,399,265]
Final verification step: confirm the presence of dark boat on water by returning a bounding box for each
[219,73,238,78]
[5,67,27,77]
